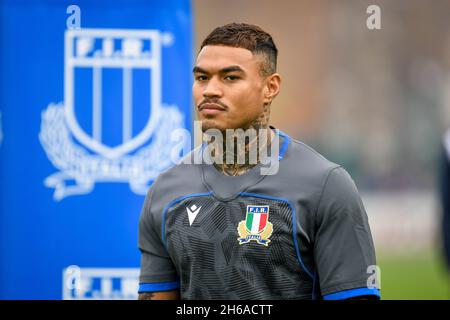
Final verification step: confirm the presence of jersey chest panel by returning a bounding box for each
[164,194,313,299]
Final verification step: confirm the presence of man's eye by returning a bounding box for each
[195,75,208,81]
[225,75,239,81]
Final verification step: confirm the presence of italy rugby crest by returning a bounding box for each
[39,28,184,201]
[237,205,273,246]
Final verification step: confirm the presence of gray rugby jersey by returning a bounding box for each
[138,131,380,300]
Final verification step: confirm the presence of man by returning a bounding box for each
[138,23,380,300]
[440,129,450,272]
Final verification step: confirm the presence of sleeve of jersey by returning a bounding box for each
[313,166,380,300]
[138,183,180,293]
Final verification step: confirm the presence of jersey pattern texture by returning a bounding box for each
[164,193,313,299]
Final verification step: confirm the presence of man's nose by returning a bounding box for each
[203,77,223,98]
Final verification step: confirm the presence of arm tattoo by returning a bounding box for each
[138,292,155,300]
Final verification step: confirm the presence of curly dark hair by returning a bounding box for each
[200,23,278,78]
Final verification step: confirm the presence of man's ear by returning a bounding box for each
[263,73,281,104]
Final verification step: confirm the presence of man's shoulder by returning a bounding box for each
[156,150,202,183]
[264,134,362,205]
[277,136,363,219]
[148,146,207,204]
[280,136,341,179]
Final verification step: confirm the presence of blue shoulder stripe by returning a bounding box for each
[323,287,380,300]
[138,281,180,293]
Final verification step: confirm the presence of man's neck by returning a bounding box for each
[210,124,274,177]
[205,103,272,176]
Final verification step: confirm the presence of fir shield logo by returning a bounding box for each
[237,205,273,246]
[39,28,184,200]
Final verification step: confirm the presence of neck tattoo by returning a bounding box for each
[212,103,272,176]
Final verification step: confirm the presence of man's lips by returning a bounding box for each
[198,103,226,111]
[198,103,226,115]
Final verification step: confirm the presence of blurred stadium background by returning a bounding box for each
[194,0,450,299]
[1,0,450,299]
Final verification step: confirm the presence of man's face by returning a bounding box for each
[193,45,267,131]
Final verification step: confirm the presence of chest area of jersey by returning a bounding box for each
[163,194,313,299]
[163,194,298,261]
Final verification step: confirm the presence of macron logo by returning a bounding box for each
[187,204,201,226]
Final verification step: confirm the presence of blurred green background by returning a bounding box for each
[379,251,450,299]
